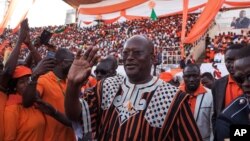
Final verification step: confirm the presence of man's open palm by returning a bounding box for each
[67,47,98,85]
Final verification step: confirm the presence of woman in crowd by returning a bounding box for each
[4,66,46,141]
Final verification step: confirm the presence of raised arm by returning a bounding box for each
[24,35,42,67]
[65,47,98,121]
[1,20,28,88]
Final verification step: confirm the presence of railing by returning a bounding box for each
[162,47,182,65]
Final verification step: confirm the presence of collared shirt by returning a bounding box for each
[179,83,207,114]
[37,71,76,141]
[225,75,243,107]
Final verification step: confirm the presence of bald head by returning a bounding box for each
[95,55,118,81]
[123,35,155,84]
[124,35,154,55]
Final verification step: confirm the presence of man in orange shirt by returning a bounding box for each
[23,48,76,141]
[180,64,213,141]
[212,44,244,120]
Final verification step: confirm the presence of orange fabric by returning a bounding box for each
[184,0,225,43]
[13,66,32,79]
[0,0,18,35]
[78,0,147,15]
[4,94,45,141]
[12,0,35,34]
[120,10,126,17]
[209,50,215,60]
[0,91,7,141]
[103,17,120,24]
[181,0,189,43]
[83,21,92,25]
[159,72,174,82]
[81,76,97,93]
[179,83,207,114]
[81,3,205,23]
[36,71,76,141]
[225,75,243,107]
[169,68,183,77]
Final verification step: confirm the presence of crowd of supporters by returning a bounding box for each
[0,11,250,141]
[0,14,199,64]
[204,30,250,63]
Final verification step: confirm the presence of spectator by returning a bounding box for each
[215,45,250,141]
[201,72,215,89]
[22,48,76,141]
[212,44,244,127]
[180,64,214,141]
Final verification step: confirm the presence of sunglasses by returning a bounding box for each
[234,73,250,84]
[94,69,108,75]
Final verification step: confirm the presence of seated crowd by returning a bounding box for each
[0,14,199,65]
[204,30,250,63]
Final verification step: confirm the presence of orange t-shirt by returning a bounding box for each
[4,94,45,141]
[225,75,243,107]
[159,72,173,82]
[37,71,76,141]
[179,83,207,114]
[0,91,7,141]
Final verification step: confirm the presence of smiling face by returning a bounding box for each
[183,65,201,93]
[234,57,250,95]
[122,36,154,84]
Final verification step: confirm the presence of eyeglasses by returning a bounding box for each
[234,73,250,84]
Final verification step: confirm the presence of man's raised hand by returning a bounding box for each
[67,47,99,86]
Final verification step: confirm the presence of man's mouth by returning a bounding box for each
[125,64,137,69]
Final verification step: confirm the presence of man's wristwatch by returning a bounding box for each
[28,76,37,85]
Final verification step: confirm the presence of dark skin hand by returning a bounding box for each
[32,58,56,80]
[23,21,42,66]
[22,58,56,108]
[65,47,99,121]
[1,19,29,88]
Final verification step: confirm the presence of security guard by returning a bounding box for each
[215,95,250,141]
[215,45,250,141]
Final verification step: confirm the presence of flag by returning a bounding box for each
[54,26,67,34]
[150,8,157,21]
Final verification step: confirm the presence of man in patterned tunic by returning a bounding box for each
[65,35,202,141]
